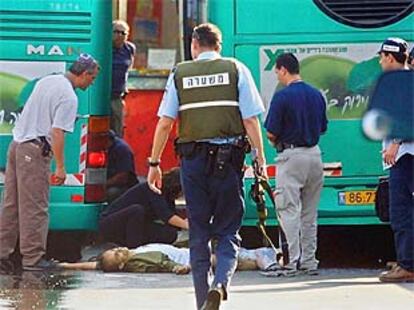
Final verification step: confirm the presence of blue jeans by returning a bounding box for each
[389,154,414,272]
[180,146,244,309]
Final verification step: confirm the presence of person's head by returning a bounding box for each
[191,23,222,59]
[161,167,182,204]
[68,53,100,90]
[408,46,414,70]
[113,20,130,48]
[275,53,300,85]
[98,247,131,272]
[377,37,408,71]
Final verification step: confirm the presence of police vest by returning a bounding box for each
[174,58,245,143]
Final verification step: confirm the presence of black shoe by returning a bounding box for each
[201,285,224,310]
[0,258,15,274]
[23,258,62,271]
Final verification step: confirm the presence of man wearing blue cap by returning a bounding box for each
[0,54,99,272]
[376,38,414,283]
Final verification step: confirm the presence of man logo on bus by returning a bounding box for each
[27,44,64,56]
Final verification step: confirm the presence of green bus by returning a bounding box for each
[0,0,112,230]
[207,0,413,226]
[1,0,413,234]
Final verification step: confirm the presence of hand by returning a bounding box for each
[382,143,400,166]
[53,166,66,185]
[256,156,268,179]
[147,166,162,194]
[172,265,191,275]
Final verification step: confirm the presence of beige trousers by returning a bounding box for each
[0,141,51,266]
[274,145,323,270]
[110,97,124,137]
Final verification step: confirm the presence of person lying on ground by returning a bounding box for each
[58,244,279,274]
[59,243,191,274]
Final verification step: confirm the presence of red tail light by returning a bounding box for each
[84,116,110,203]
[85,184,106,203]
[88,151,107,168]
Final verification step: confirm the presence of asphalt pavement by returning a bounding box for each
[0,268,413,309]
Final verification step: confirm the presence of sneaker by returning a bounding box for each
[23,258,63,271]
[385,261,398,270]
[201,284,225,310]
[299,268,319,276]
[261,267,298,277]
[264,262,283,272]
[379,265,414,283]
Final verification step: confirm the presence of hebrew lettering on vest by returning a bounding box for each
[183,73,230,89]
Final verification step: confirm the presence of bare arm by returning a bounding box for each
[59,261,98,270]
[147,116,175,194]
[243,116,266,173]
[51,127,66,185]
[168,215,189,230]
[266,131,278,147]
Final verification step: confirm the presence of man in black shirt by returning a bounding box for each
[264,53,328,275]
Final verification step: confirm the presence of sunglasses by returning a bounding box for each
[113,30,128,36]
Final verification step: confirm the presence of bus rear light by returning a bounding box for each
[71,194,84,203]
[88,116,110,133]
[87,132,109,151]
[85,184,106,203]
[85,168,106,184]
[87,151,107,168]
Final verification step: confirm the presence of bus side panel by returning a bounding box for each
[0,0,111,230]
[209,0,414,226]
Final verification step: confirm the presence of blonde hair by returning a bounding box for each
[99,248,129,272]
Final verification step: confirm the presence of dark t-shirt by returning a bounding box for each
[264,81,328,146]
[107,136,137,186]
[112,41,136,95]
[101,183,176,224]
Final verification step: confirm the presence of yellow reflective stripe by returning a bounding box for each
[178,100,239,111]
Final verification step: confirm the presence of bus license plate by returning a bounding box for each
[338,190,376,205]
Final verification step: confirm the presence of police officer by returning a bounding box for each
[147,23,266,310]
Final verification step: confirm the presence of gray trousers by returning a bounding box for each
[110,97,124,137]
[274,145,323,270]
[0,141,51,266]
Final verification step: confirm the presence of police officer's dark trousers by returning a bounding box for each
[180,144,244,309]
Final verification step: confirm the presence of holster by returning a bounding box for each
[39,137,52,157]
[175,140,246,179]
[213,145,232,178]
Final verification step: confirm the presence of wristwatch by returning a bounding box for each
[392,138,402,145]
[147,158,161,167]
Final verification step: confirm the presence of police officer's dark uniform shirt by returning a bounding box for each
[264,81,327,146]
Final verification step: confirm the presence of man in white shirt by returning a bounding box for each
[0,54,99,272]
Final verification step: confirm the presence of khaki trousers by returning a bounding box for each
[110,97,124,137]
[274,145,323,270]
[0,141,51,266]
